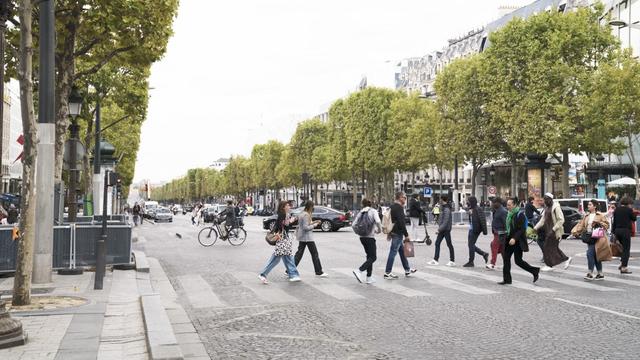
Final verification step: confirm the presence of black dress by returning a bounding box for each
[542,210,568,267]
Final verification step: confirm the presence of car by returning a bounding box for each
[183,205,194,215]
[555,198,607,215]
[254,208,274,217]
[560,206,582,239]
[262,206,350,232]
[171,205,183,215]
[153,207,173,222]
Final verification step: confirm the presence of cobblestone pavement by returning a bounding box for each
[135,215,640,359]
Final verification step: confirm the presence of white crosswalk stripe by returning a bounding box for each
[562,269,640,287]
[511,269,622,292]
[304,280,365,300]
[427,266,555,293]
[407,270,498,295]
[177,274,227,308]
[331,268,431,297]
[234,271,300,304]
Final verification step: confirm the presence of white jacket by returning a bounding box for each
[352,207,382,238]
[534,202,565,239]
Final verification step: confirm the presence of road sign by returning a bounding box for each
[423,187,433,197]
[488,186,497,196]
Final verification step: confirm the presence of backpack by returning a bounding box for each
[519,209,528,229]
[353,209,375,236]
[382,208,394,235]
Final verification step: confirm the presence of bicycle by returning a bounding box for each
[198,216,247,246]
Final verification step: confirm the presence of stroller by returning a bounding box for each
[412,213,432,245]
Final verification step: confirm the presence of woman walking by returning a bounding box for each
[534,193,571,271]
[612,196,637,274]
[571,199,610,280]
[259,201,301,284]
[352,198,382,284]
[294,200,328,277]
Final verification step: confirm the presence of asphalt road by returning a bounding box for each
[134,214,640,359]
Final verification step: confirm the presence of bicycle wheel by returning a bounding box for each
[198,227,218,246]
[227,228,247,246]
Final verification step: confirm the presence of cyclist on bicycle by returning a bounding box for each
[218,200,237,238]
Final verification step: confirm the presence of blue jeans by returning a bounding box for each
[260,254,299,278]
[586,243,602,272]
[385,233,410,273]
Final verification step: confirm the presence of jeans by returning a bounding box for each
[385,233,411,273]
[410,217,420,240]
[359,237,377,277]
[502,241,539,283]
[615,228,632,267]
[133,215,139,226]
[434,230,454,262]
[260,254,299,278]
[294,241,323,275]
[586,243,602,272]
[467,230,487,263]
[490,232,504,265]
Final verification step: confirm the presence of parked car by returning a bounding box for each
[183,205,194,215]
[560,206,582,239]
[153,207,173,222]
[171,205,183,215]
[262,206,350,232]
[254,208,274,217]
[555,198,607,215]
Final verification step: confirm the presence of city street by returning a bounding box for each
[135,215,640,359]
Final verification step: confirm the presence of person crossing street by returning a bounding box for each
[427,195,455,266]
[463,196,489,268]
[384,192,417,279]
[499,197,540,285]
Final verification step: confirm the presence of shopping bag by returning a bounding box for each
[610,237,623,258]
[595,236,612,262]
[403,240,415,258]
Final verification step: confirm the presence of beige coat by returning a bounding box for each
[571,212,609,237]
[534,202,565,239]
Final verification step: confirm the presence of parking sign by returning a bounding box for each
[423,187,433,197]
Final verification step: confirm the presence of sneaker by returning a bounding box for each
[584,273,594,281]
[352,270,364,283]
[446,261,456,267]
[594,274,604,281]
[462,262,474,268]
[365,277,376,284]
[289,276,301,282]
[405,268,417,277]
[562,257,572,270]
[427,259,439,266]
[483,253,489,264]
[384,272,399,280]
[620,268,633,274]
[486,263,495,270]
[258,274,269,284]
[317,273,329,278]
[541,266,553,272]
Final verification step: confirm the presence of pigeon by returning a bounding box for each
[175,233,182,239]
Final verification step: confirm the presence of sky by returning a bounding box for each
[133,0,534,184]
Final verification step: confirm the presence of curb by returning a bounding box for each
[141,294,184,360]
[133,250,150,273]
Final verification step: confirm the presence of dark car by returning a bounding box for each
[183,205,194,215]
[254,208,274,217]
[561,206,582,239]
[262,206,350,232]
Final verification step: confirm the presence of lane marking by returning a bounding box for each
[234,271,300,304]
[305,281,365,300]
[428,266,555,293]
[554,298,640,320]
[332,268,431,297]
[512,269,622,292]
[177,274,226,308]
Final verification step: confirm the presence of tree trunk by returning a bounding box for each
[561,149,570,199]
[627,135,640,199]
[352,173,357,210]
[510,155,518,199]
[13,0,37,306]
[471,161,477,197]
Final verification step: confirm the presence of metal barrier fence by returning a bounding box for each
[0,223,132,273]
[422,211,493,226]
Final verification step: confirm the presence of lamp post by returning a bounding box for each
[489,165,496,186]
[67,87,83,222]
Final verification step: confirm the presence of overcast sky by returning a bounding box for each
[133,0,533,184]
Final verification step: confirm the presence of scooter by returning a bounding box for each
[411,213,432,245]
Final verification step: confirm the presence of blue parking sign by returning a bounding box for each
[423,187,433,197]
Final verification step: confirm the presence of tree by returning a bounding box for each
[482,5,621,198]
[13,0,37,306]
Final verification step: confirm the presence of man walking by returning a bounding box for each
[408,194,425,242]
[463,196,489,267]
[132,203,141,226]
[487,197,507,270]
[352,198,382,284]
[384,192,417,279]
[499,197,540,285]
[427,195,454,266]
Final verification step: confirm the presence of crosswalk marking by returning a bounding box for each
[569,265,640,280]
[407,270,498,295]
[305,281,365,300]
[427,266,555,293]
[234,271,300,304]
[512,269,622,292]
[562,269,640,287]
[177,274,226,308]
[331,268,431,297]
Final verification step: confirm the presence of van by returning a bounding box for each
[555,198,606,215]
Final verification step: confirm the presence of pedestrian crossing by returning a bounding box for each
[170,263,640,310]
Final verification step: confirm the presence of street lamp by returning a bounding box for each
[489,165,496,185]
[608,19,640,29]
[67,86,83,222]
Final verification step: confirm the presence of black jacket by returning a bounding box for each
[390,203,409,237]
[507,210,529,252]
[408,198,424,218]
[612,206,637,231]
[492,206,507,233]
[524,202,539,222]
[470,207,487,235]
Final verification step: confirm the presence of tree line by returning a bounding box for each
[155,4,640,206]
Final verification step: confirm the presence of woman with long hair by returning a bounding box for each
[571,199,610,280]
[258,201,300,284]
[534,193,571,271]
[293,200,328,277]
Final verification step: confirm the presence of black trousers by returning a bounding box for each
[359,237,377,277]
[434,230,454,262]
[615,228,632,267]
[503,241,539,283]
[294,241,323,275]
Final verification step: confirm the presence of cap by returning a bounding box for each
[544,192,554,199]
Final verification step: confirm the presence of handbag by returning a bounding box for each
[403,240,415,258]
[265,231,281,246]
[610,236,623,258]
[591,227,605,239]
[595,236,613,262]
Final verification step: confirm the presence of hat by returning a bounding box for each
[544,192,554,199]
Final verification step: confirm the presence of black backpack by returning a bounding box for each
[353,209,375,236]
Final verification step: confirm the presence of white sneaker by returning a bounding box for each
[541,266,553,272]
[317,273,329,278]
[352,269,364,283]
[258,274,269,284]
[289,276,301,282]
[486,263,495,270]
[446,261,456,267]
[365,277,376,284]
[427,260,439,266]
[563,257,572,270]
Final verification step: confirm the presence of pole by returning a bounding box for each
[94,170,108,290]
[33,0,55,284]
[68,119,79,221]
[0,2,6,192]
[92,99,101,215]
